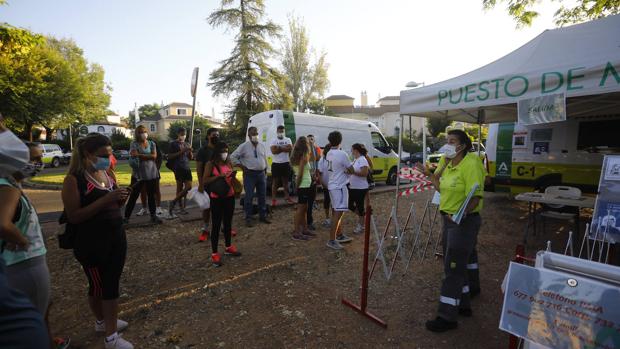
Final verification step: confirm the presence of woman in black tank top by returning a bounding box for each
[61,134,135,348]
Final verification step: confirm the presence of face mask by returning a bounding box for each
[277,132,284,139]
[250,135,259,143]
[140,133,148,140]
[211,136,219,144]
[0,130,30,177]
[444,144,461,159]
[179,135,186,142]
[220,152,228,161]
[94,156,110,171]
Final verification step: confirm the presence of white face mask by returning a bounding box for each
[277,132,284,139]
[141,133,148,140]
[443,144,461,159]
[250,135,259,143]
[220,152,228,160]
[0,130,30,177]
[179,135,186,142]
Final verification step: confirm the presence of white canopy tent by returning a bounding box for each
[400,14,620,124]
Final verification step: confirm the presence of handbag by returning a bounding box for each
[207,163,232,197]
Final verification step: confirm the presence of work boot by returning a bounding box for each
[425,317,458,332]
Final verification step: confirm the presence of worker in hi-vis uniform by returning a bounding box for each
[419,129,486,332]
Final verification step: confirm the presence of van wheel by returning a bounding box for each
[52,157,60,168]
[386,167,397,185]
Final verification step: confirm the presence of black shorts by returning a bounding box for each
[348,188,368,216]
[174,167,193,182]
[271,162,291,179]
[297,187,312,204]
[323,187,331,209]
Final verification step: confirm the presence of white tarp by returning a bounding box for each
[400,14,620,124]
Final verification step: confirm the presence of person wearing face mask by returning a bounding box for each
[230,126,271,227]
[418,129,486,333]
[202,142,241,266]
[270,125,294,206]
[196,128,230,241]
[348,143,370,235]
[61,134,134,348]
[124,125,162,224]
[167,128,194,216]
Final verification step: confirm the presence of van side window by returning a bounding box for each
[371,132,390,154]
[577,120,620,151]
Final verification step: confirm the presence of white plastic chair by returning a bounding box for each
[539,186,581,236]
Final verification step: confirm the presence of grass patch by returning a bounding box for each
[31,162,198,187]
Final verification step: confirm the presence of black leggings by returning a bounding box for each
[125,177,157,218]
[348,188,368,216]
[211,196,235,253]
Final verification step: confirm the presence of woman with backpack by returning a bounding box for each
[124,125,162,224]
[61,134,134,349]
[202,142,241,267]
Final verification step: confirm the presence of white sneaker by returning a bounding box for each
[104,334,133,349]
[322,219,332,227]
[135,208,146,216]
[96,319,128,333]
[353,224,364,234]
[156,207,164,216]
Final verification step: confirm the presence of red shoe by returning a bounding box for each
[198,229,209,242]
[231,228,237,237]
[211,253,222,266]
[224,245,242,256]
[271,199,277,207]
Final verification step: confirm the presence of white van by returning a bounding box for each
[247,110,400,184]
[486,116,620,194]
[40,143,64,168]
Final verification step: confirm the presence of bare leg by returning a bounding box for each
[101,299,119,337]
[330,210,344,240]
[88,295,104,321]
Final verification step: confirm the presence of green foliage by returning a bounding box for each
[127,103,161,128]
[385,135,423,154]
[280,15,330,112]
[482,0,620,27]
[110,129,132,150]
[167,118,212,149]
[426,116,452,137]
[0,24,111,140]
[208,0,282,131]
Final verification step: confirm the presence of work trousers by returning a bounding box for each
[437,213,481,322]
[243,170,267,221]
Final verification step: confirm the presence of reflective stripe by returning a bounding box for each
[462,285,470,294]
[466,263,479,270]
[440,296,460,306]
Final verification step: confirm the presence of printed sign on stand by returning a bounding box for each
[591,155,620,243]
[500,262,620,349]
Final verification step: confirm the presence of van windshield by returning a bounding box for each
[371,132,390,154]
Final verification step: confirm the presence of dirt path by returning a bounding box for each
[46,190,571,348]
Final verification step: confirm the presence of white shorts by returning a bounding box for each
[329,188,349,212]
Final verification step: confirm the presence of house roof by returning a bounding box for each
[377,96,400,101]
[328,104,400,117]
[325,95,355,100]
[164,102,193,108]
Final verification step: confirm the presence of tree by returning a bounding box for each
[482,0,620,27]
[207,0,282,131]
[127,103,161,128]
[0,25,111,140]
[426,116,452,137]
[280,16,330,112]
[167,118,212,149]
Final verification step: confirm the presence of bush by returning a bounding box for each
[385,135,422,154]
[110,130,132,150]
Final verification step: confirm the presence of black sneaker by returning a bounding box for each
[425,317,458,332]
[459,308,473,317]
[259,217,271,224]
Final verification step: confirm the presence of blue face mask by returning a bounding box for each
[94,156,110,171]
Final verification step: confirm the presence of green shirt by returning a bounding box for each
[438,153,486,215]
[0,178,47,266]
[293,163,312,189]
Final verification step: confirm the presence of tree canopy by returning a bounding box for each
[127,103,162,128]
[0,24,111,140]
[483,0,620,27]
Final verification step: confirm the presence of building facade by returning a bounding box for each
[136,102,225,140]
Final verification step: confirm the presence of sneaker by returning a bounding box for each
[271,199,277,207]
[259,217,272,224]
[178,208,189,215]
[353,224,364,235]
[53,337,71,349]
[302,230,316,238]
[163,210,178,220]
[212,253,222,267]
[231,228,237,237]
[104,333,134,349]
[156,207,164,216]
[96,319,128,332]
[150,216,163,224]
[322,219,331,227]
[326,239,343,250]
[198,229,209,242]
[224,245,242,256]
[135,208,146,216]
[336,234,353,243]
[292,233,310,241]
[425,316,458,332]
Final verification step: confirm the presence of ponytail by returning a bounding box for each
[68,134,111,176]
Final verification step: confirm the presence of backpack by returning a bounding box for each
[165,141,178,171]
[57,174,87,249]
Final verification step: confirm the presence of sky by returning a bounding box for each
[0,0,568,120]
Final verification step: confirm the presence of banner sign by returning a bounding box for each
[517,93,566,125]
[591,155,620,243]
[500,262,620,349]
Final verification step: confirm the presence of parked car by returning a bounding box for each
[401,152,424,165]
[60,150,72,165]
[113,149,130,160]
[40,143,64,168]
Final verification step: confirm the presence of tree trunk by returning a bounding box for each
[24,122,33,141]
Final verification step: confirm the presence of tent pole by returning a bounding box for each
[478,123,482,156]
[422,120,427,164]
[395,115,403,212]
